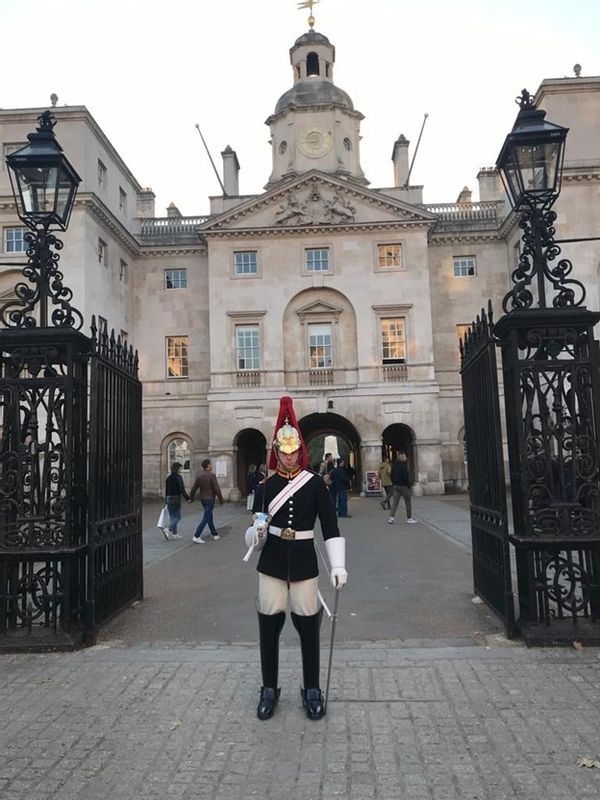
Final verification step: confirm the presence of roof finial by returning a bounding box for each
[297,0,319,30]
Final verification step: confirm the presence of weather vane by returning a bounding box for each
[297,0,319,30]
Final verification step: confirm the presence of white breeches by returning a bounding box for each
[258,574,320,616]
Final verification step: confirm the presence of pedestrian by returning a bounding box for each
[164,462,189,540]
[319,452,334,481]
[378,456,393,510]
[388,452,417,525]
[251,396,348,722]
[189,459,224,542]
[330,458,352,517]
[246,463,259,512]
[345,461,356,491]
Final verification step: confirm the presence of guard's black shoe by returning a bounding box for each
[257,686,280,720]
[301,688,326,720]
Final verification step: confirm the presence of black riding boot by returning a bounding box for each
[257,610,285,720]
[291,609,326,720]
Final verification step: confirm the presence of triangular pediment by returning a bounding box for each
[296,300,343,317]
[200,171,435,235]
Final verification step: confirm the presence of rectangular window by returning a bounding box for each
[98,238,107,266]
[119,259,128,282]
[98,316,108,333]
[166,336,189,378]
[305,247,329,272]
[4,227,27,253]
[119,187,127,213]
[308,323,333,368]
[97,159,107,188]
[234,251,258,275]
[381,318,406,364]
[235,324,260,370]
[377,243,402,268]
[453,255,476,277]
[164,268,187,289]
[120,329,128,342]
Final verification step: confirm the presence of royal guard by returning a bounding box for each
[249,396,348,721]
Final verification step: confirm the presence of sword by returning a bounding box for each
[324,585,340,710]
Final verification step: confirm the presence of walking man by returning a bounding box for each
[164,462,189,540]
[189,459,224,542]
[378,456,393,510]
[388,452,417,525]
[252,396,348,721]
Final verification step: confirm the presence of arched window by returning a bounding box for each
[307,52,320,76]
[168,438,191,473]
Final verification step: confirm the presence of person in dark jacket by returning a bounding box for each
[164,462,189,540]
[251,396,348,722]
[388,452,417,525]
[330,459,352,517]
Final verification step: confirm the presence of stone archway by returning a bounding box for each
[235,428,267,495]
[382,423,417,481]
[299,412,361,489]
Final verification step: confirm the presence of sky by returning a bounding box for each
[2,0,599,216]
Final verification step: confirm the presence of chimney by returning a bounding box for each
[136,188,155,218]
[221,145,240,196]
[477,167,504,202]
[456,186,472,205]
[391,135,409,187]
[166,202,182,218]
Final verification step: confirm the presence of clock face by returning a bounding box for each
[298,128,333,158]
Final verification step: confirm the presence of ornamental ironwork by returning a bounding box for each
[0,229,84,330]
[503,207,586,313]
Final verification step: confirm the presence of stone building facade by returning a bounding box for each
[1,28,599,497]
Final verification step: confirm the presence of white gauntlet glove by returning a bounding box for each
[324,537,348,588]
[242,513,270,562]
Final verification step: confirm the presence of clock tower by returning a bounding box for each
[265,28,368,188]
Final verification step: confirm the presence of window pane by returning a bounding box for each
[234,251,258,275]
[377,243,401,268]
[164,268,187,289]
[168,438,191,472]
[166,336,189,378]
[453,256,476,277]
[236,325,260,370]
[309,323,332,368]
[381,318,405,363]
[5,227,27,253]
[305,248,329,272]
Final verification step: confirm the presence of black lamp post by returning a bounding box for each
[496,89,584,311]
[2,110,82,328]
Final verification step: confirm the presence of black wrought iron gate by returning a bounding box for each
[460,303,516,637]
[0,322,142,649]
[86,323,143,637]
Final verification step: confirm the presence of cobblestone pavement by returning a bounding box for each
[2,642,600,799]
[3,496,600,798]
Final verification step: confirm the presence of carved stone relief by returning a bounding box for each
[275,187,356,226]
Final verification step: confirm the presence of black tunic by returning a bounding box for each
[253,470,340,582]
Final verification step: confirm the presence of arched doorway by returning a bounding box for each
[299,412,361,490]
[235,428,267,495]
[382,423,417,481]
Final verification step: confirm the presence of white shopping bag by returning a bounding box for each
[157,505,169,529]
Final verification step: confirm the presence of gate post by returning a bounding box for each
[495,309,600,644]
